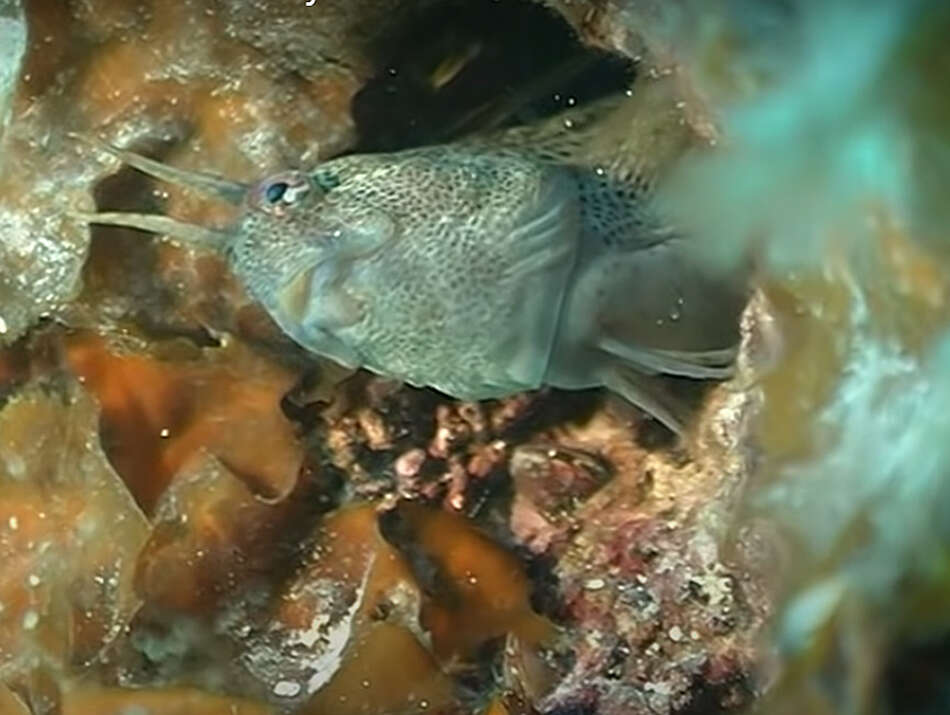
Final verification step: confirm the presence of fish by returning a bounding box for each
[71,76,747,434]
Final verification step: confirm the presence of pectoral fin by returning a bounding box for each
[598,337,737,379]
[604,365,695,435]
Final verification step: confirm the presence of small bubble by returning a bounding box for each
[0,316,7,334]
[8,515,18,530]
[584,578,606,591]
[27,574,40,587]
[567,96,576,106]
[668,626,683,642]
[273,681,301,698]
[22,610,39,630]
[563,118,574,129]
[159,428,170,438]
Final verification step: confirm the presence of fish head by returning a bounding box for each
[228,164,397,368]
[72,140,393,368]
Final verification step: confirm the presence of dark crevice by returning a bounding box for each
[351,0,634,152]
[884,633,950,715]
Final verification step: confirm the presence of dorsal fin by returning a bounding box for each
[465,75,702,193]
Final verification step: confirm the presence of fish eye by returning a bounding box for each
[251,171,312,215]
[265,181,288,203]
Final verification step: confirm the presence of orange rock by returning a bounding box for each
[271,500,552,713]
[302,622,457,715]
[0,683,29,715]
[60,687,272,715]
[251,505,457,713]
[381,503,555,661]
[135,455,301,614]
[64,333,303,512]
[78,38,184,124]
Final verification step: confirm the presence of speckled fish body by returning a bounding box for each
[232,146,581,401]
[79,82,746,433]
